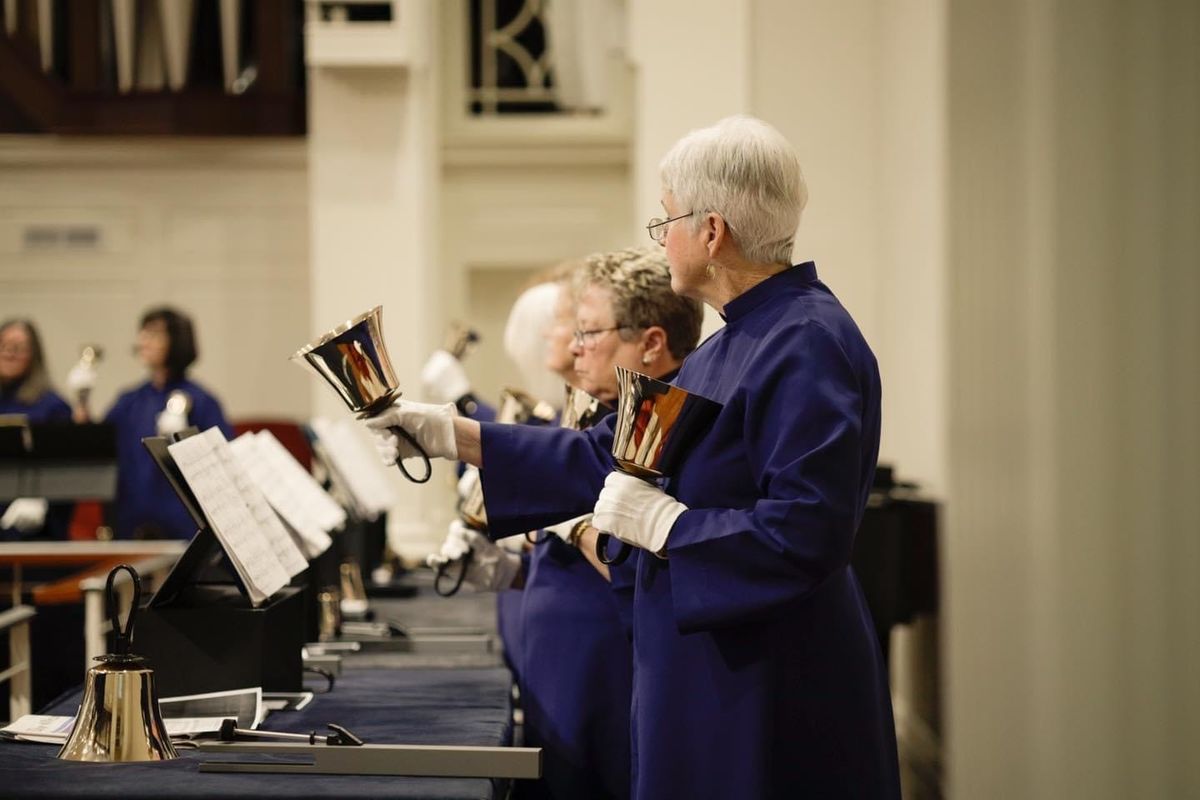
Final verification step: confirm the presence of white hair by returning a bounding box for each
[659,115,808,266]
[503,281,564,407]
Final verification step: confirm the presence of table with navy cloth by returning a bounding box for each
[0,576,518,800]
[0,666,514,799]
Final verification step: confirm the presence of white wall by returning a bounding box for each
[0,138,311,422]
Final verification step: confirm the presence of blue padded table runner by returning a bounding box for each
[0,667,514,799]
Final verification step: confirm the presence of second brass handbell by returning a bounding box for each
[58,564,177,763]
[597,366,722,566]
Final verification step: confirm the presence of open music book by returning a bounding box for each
[229,430,340,558]
[167,428,307,606]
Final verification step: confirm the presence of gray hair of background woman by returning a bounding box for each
[0,319,53,405]
[659,115,809,267]
[576,247,703,360]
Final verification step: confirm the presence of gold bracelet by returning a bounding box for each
[567,516,592,548]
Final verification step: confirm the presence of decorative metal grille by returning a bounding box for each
[468,0,558,115]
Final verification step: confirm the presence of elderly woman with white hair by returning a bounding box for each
[368,116,899,799]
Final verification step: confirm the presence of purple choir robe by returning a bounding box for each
[106,378,232,540]
[0,385,73,540]
[480,263,900,799]
[515,400,633,800]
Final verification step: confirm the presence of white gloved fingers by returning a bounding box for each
[592,472,687,554]
[156,409,188,436]
[1,498,49,533]
[456,467,481,501]
[372,431,400,470]
[66,363,97,393]
[364,400,458,461]
[421,350,472,405]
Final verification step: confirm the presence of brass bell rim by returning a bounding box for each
[289,305,384,362]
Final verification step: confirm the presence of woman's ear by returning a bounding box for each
[704,212,727,259]
[641,326,668,364]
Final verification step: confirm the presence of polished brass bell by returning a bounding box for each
[597,366,722,566]
[560,385,609,432]
[339,561,369,618]
[291,306,432,484]
[58,564,177,763]
[496,387,556,427]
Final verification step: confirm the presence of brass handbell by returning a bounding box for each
[596,366,722,566]
[290,306,432,484]
[560,385,609,433]
[58,564,178,763]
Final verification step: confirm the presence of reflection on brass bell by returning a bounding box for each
[58,564,177,763]
[496,387,556,427]
[317,588,342,642]
[596,366,722,568]
[290,306,432,484]
[338,561,369,618]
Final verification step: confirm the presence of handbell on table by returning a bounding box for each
[57,564,178,763]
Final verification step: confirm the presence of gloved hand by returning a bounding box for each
[456,466,480,502]
[1,498,48,533]
[543,514,591,546]
[66,362,97,394]
[426,521,521,592]
[364,400,458,465]
[591,472,687,555]
[421,350,471,405]
[156,407,188,436]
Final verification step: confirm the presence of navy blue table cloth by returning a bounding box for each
[0,667,514,799]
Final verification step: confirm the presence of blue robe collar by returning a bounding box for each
[720,262,818,323]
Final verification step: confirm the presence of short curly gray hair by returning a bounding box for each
[577,247,703,360]
[659,115,808,266]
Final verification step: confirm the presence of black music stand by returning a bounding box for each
[135,431,305,696]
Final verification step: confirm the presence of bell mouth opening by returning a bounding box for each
[290,305,383,362]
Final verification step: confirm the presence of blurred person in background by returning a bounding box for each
[0,319,72,539]
[76,306,232,540]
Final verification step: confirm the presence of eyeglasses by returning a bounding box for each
[646,212,693,244]
[572,326,631,350]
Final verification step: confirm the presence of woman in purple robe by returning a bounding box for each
[369,116,900,799]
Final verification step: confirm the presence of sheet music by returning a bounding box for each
[168,429,290,606]
[254,430,345,533]
[230,432,334,559]
[221,434,309,578]
[310,417,398,519]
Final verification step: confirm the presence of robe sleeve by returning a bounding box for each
[666,320,870,633]
[190,390,233,440]
[478,417,616,538]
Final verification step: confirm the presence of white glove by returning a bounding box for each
[66,362,97,394]
[426,521,521,592]
[1,498,48,533]
[421,350,471,405]
[156,408,188,436]
[456,466,481,502]
[364,399,458,465]
[543,514,591,546]
[592,472,687,555]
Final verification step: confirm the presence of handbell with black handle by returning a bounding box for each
[595,366,722,566]
[290,306,433,484]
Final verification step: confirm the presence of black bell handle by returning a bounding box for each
[595,533,632,566]
[434,549,473,597]
[105,563,141,656]
[389,426,433,484]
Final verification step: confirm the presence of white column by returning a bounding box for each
[306,1,446,558]
[944,0,1200,796]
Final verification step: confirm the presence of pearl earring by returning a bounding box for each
[642,354,652,365]
[705,263,716,279]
